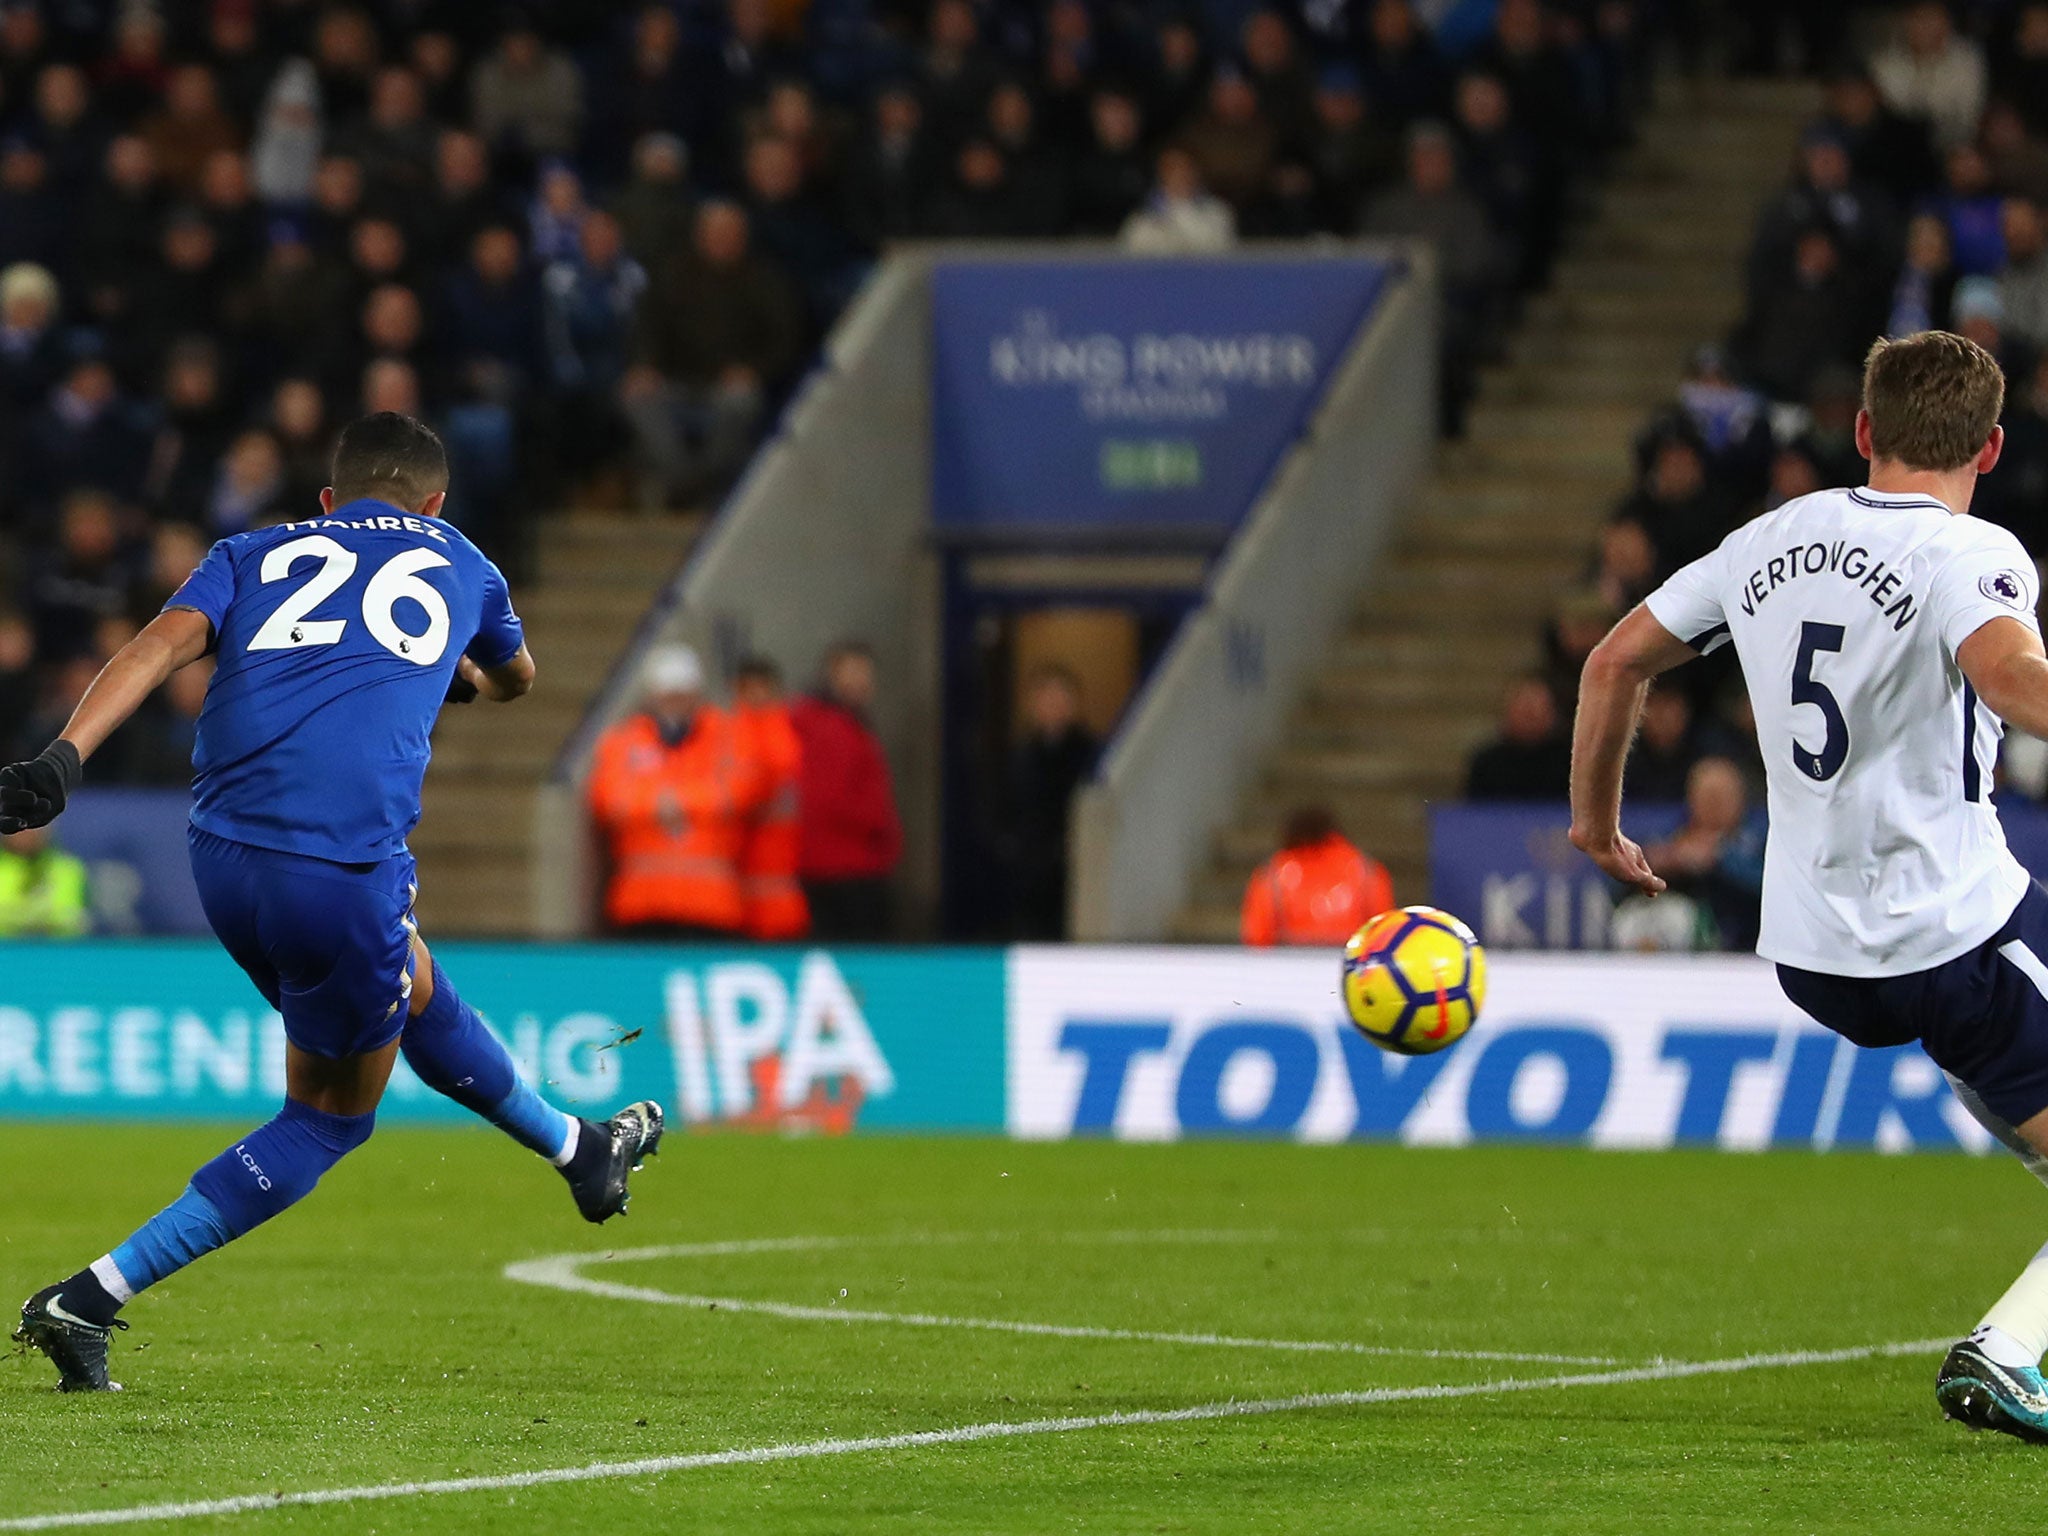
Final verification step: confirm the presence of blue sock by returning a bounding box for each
[90,1099,375,1307]
[402,960,577,1163]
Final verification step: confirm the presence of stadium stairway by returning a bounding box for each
[1171,76,1821,942]
[411,513,702,936]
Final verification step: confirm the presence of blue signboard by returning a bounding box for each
[930,257,1396,540]
[54,789,208,936]
[1432,799,2048,951]
[0,943,1007,1129]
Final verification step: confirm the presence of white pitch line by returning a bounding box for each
[0,1338,1950,1533]
[505,1254,1616,1366]
[505,1230,1618,1366]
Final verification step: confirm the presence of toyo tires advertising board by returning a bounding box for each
[0,943,1998,1153]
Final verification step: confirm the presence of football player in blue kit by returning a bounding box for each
[7,413,663,1392]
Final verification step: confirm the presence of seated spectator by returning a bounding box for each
[622,201,803,507]
[127,654,210,786]
[587,644,758,940]
[30,64,106,198]
[1177,69,1277,214]
[205,430,287,533]
[924,138,1033,239]
[1240,806,1394,948]
[251,58,322,207]
[744,133,862,323]
[1358,0,1451,128]
[440,225,546,405]
[1543,589,1619,710]
[1594,517,1656,612]
[1981,100,2048,205]
[1643,757,1767,952]
[1821,65,1939,210]
[789,641,901,940]
[1748,124,1899,321]
[0,261,65,418]
[1121,147,1236,255]
[1451,69,1543,285]
[0,610,37,758]
[418,130,511,272]
[269,377,333,510]
[0,141,63,272]
[996,665,1099,940]
[1672,345,1772,502]
[2005,4,2048,139]
[1616,427,1729,576]
[528,160,590,267]
[1364,122,1504,431]
[1307,67,1393,235]
[1767,442,1825,509]
[1624,685,1700,803]
[612,132,695,268]
[1730,227,1866,404]
[471,23,584,161]
[2001,198,2048,350]
[0,822,89,937]
[1953,273,2010,361]
[542,210,645,484]
[1466,675,1570,801]
[1925,142,2005,277]
[733,655,809,942]
[1070,88,1149,237]
[27,489,135,661]
[143,338,235,524]
[1870,0,1987,153]
[19,359,149,523]
[338,66,436,204]
[1889,211,1958,335]
[141,63,240,197]
[841,87,935,250]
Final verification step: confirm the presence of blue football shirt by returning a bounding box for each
[165,499,525,863]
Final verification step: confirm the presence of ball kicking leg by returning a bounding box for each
[397,934,662,1224]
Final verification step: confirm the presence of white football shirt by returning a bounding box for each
[1644,486,2041,977]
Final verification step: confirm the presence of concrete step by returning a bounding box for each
[1461,398,1655,445]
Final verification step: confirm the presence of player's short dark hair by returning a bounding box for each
[735,654,782,686]
[1862,331,2006,473]
[330,411,448,508]
[1282,805,1338,850]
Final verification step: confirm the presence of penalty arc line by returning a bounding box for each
[0,1339,1950,1532]
[503,1235,1619,1366]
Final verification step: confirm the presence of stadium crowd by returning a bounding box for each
[1463,0,2048,951]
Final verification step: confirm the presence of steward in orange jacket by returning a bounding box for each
[588,646,762,937]
[1240,808,1395,948]
[733,658,809,941]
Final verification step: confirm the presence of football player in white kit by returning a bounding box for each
[1571,331,2048,1442]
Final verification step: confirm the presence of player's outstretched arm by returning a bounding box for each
[0,608,213,834]
[1568,604,1697,897]
[458,643,535,703]
[1959,616,2048,740]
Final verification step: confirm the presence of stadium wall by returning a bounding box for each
[0,943,1992,1157]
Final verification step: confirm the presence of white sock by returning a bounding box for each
[1974,1242,2048,1366]
[549,1116,580,1168]
[89,1255,135,1306]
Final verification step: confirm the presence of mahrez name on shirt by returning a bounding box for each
[271,514,451,544]
[1737,541,1918,631]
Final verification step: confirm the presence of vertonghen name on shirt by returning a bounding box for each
[1737,541,1919,631]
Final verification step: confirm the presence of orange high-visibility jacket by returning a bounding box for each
[734,702,810,941]
[1240,834,1395,947]
[588,708,760,933]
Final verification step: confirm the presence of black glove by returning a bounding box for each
[444,674,479,705]
[0,740,82,834]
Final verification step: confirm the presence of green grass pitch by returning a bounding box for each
[7,1128,2048,1533]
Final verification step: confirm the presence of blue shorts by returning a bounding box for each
[1778,882,2048,1129]
[188,825,417,1059]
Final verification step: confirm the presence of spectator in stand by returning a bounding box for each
[1240,806,1394,948]
[790,641,902,940]
[1465,674,1570,801]
[1616,427,1729,577]
[251,59,322,207]
[1643,757,1768,952]
[1358,0,1451,129]
[0,612,37,758]
[142,64,240,197]
[1670,345,1773,504]
[0,140,64,273]
[733,655,809,942]
[1981,101,2048,206]
[26,489,133,662]
[127,655,211,786]
[612,133,696,270]
[842,86,935,249]
[1543,588,1618,710]
[996,665,1099,940]
[1953,273,2010,361]
[1870,0,1987,153]
[587,644,759,940]
[19,358,149,522]
[542,210,645,486]
[1822,65,1939,210]
[623,201,803,506]
[528,161,591,267]
[743,133,862,325]
[205,430,287,533]
[1177,69,1277,215]
[1070,88,1150,237]
[1308,68,1393,235]
[2004,5,2048,138]
[1999,198,2048,350]
[1593,516,1657,613]
[1121,147,1236,254]
[1364,121,1503,432]
[1624,685,1701,803]
[1889,212,1958,335]
[471,23,584,162]
[1926,142,2005,277]
[0,262,64,419]
[0,823,90,938]
[1747,124,1899,327]
[1731,227,1866,404]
